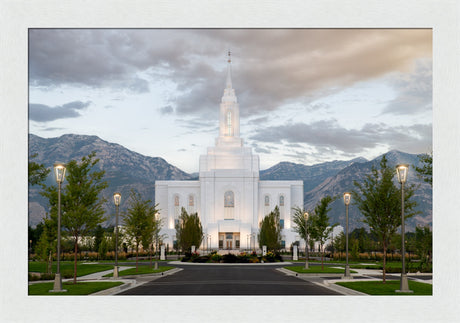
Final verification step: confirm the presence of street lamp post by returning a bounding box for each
[395,164,413,293]
[113,192,121,278]
[50,163,67,292]
[304,212,309,270]
[342,192,353,279]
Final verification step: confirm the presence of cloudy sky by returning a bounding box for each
[29,29,432,173]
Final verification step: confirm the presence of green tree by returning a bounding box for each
[415,152,432,186]
[309,196,336,270]
[28,153,50,186]
[98,234,110,260]
[35,217,57,273]
[292,206,314,268]
[333,232,346,259]
[124,190,158,271]
[41,152,108,283]
[175,208,203,254]
[93,225,105,255]
[141,211,164,269]
[28,223,45,254]
[350,238,360,260]
[353,155,418,283]
[258,206,282,252]
[415,226,432,271]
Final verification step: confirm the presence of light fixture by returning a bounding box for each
[113,192,121,206]
[53,162,66,183]
[50,162,67,292]
[113,192,121,278]
[396,164,409,184]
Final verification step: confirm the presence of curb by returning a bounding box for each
[277,267,348,277]
[168,261,292,266]
[90,279,137,295]
[277,267,367,295]
[90,268,183,295]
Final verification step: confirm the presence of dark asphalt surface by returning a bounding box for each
[117,264,342,295]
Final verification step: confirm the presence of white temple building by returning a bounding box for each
[155,54,303,251]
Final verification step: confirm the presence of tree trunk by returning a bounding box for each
[73,236,78,284]
[47,250,52,274]
[321,243,324,270]
[382,240,387,283]
[149,245,152,268]
[136,243,139,271]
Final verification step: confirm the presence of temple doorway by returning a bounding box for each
[219,232,240,250]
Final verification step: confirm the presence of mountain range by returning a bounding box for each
[28,134,432,231]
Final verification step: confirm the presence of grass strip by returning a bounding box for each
[336,280,432,295]
[28,281,123,295]
[29,262,113,277]
[285,265,357,274]
[104,266,175,277]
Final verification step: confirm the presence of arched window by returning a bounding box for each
[279,195,285,206]
[224,191,234,207]
[226,110,232,136]
[188,194,195,213]
[174,195,180,227]
[174,195,180,206]
[224,191,234,220]
[264,195,270,206]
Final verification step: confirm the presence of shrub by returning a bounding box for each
[192,256,209,263]
[210,253,222,263]
[28,273,55,281]
[237,252,250,263]
[222,253,238,263]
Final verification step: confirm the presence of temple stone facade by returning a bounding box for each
[155,54,303,251]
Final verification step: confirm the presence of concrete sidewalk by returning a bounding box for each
[277,267,432,295]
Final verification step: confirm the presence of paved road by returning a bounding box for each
[117,264,342,295]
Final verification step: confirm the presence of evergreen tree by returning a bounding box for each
[258,206,282,252]
[175,208,203,254]
[28,153,50,186]
[353,155,418,283]
[41,152,108,284]
[124,190,158,271]
[415,152,432,186]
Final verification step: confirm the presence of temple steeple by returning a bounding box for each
[226,50,232,89]
[217,51,242,147]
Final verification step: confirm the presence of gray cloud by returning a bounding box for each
[29,101,91,122]
[159,105,174,115]
[29,29,432,118]
[250,120,432,155]
[382,59,432,115]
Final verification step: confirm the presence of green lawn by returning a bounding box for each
[104,266,175,277]
[285,265,357,274]
[29,261,113,278]
[336,280,432,295]
[28,281,124,295]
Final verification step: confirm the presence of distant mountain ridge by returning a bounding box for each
[28,133,193,227]
[28,134,432,231]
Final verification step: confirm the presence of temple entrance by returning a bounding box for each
[219,232,240,250]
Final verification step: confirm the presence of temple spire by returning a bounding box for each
[226,50,232,89]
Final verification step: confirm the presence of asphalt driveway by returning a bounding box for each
[117,264,342,295]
